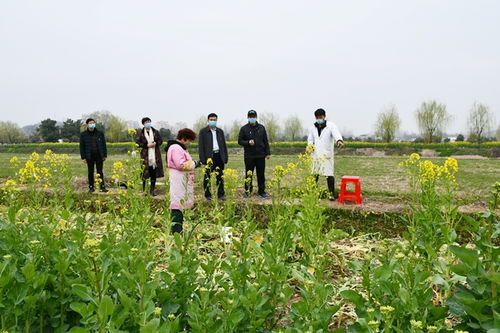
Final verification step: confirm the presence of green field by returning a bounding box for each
[1,152,498,204]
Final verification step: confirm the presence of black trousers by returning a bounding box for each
[315,175,335,196]
[143,166,157,190]
[244,157,266,195]
[203,152,225,198]
[87,152,104,189]
[171,209,183,233]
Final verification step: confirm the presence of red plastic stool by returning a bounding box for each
[338,176,363,205]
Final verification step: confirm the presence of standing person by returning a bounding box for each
[135,117,164,196]
[238,110,271,199]
[198,113,228,201]
[80,118,108,193]
[165,128,202,233]
[307,108,344,201]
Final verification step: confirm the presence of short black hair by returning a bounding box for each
[314,108,326,117]
[141,117,151,124]
[207,113,218,119]
[85,118,95,124]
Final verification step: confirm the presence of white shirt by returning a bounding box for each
[211,128,220,151]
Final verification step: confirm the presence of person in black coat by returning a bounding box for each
[79,118,108,192]
[198,113,228,201]
[238,110,271,198]
[135,117,164,196]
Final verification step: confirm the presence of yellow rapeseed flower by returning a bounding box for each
[128,128,137,135]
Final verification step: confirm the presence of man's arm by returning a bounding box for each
[220,129,229,164]
[101,132,108,158]
[238,127,249,146]
[307,127,314,145]
[331,123,344,147]
[198,128,207,163]
[263,126,271,157]
[79,132,86,160]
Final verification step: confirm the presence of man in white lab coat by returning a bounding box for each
[307,108,344,200]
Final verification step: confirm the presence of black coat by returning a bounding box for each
[135,128,165,178]
[198,126,228,164]
[238,122,271,158]
[79,129,107,160]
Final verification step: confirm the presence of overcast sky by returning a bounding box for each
[1,0,499,135]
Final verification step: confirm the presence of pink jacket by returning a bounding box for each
[167,144,196,209]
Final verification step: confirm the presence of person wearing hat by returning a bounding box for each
[198,113,228,201]
[79,118,108,193]
[238,110,271,198]
[135,117,164,196]
[307,108,344,200]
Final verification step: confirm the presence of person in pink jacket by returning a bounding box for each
[165,128,202,233]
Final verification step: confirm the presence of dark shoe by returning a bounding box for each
[218,196,227,201]
[243,192,251,198]
[101,188,109,193]
[150,190,157,196]
[259,193,270,199]
[205,195,212,201]
[329,195,336,201]
[89,187,95,193]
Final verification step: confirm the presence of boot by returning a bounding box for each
[327,176,335,201]
[150,180,157,196]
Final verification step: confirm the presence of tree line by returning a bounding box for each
[0,101,498,144]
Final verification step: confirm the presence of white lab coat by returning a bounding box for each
[307,121,343,176]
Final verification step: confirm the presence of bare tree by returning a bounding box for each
[283,115,303,141]
[467,102,494,143]
[172,122,188,134]
[496,125,500,141]
[259,112,280,142]
[415,100,450,143]
[374,105,401,142]
[193,115,208,136]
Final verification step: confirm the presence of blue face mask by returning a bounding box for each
[208,121,217,127]
[144,123,152,128]
[315,119,325,125]
[248,118,257,124]
[88,123,96,129]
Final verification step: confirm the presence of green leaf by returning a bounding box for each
[70,302,90,318]
[431,274,450,290]
[373,265,392,280]
[98,295,114,319]
[68,327,90,333]
[451,263,469,276]
[340,290,364,309]
[72,284,94,302]
[450,245,479,268]
[7,205,17,224]
[140,319,160,333]
[485,272,500,284]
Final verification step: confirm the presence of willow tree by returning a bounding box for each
[375,105,401,142]
[415,101,450,143]
[259,112,280,142]
[467,102,494,143]
[284,115,303,141]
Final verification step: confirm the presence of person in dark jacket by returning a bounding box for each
[79,118,108,192]
[135,117,164,196]
[198,113,228,201]
[238,110,271,198]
